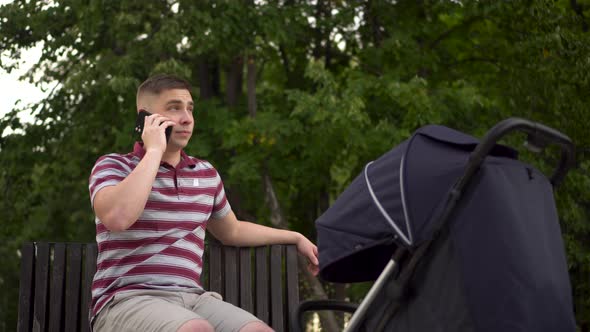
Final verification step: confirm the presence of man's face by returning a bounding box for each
[142,88,194,150]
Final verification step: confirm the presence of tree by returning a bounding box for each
[1,1,589,330]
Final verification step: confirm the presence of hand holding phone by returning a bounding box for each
[134,110,173,148]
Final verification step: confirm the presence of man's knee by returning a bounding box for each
[177,319,214,332]
[239,321,274,332]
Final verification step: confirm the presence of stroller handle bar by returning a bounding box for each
[464,117,575,188]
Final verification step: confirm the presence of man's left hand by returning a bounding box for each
[296,234,319,276]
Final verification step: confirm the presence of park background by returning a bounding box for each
[1,0,590,331]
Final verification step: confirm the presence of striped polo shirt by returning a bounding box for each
[87,142,231,323]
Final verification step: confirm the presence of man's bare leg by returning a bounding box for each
[239,321,274,332]
[177,319,215,332]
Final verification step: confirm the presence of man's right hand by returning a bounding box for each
[141,114,175,154]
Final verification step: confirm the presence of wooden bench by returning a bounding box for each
[17,241,299,332]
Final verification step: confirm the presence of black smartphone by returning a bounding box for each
[134,110,172,143]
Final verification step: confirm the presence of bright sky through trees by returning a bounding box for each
[0,0,46,134]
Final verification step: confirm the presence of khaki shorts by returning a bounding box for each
[93,289,262,332]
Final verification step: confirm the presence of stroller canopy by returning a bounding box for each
[316,125,517,282]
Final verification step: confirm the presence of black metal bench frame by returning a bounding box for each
[17,241,299,332]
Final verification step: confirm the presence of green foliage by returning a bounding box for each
[1,0,590,330]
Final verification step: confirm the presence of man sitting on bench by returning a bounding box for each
[88,74,319,332]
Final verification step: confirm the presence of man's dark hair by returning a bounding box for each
[137,74,192,97]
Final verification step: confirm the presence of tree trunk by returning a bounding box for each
[211,59,220,97]
[364,0,384,47]
[225,55,243,107]
[262,173,286,228]
[198,57,221,100]
[312,0,325,60]
[570,0,589,32]
[226,187,257,222]
[324,1,332,69]
[198,58,213,100]
[247,55,257,118]
[318,190,330,218]
[278,44,291,79]
[333,283,347,327]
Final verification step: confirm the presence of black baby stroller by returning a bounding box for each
[293,118,576,332]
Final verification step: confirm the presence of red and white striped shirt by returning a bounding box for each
[88,142,231,323]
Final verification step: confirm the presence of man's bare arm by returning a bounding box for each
[93,114,174,232]
[208,210,319,275]
[93,150,162,232]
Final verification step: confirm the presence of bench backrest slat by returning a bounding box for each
[48,243,66,332]
[224,246,239,306]
[208,243,223,294]
[18,242,299,331]
[17,243,34,332]
[255,246,270,324]
[239,248,254,314]
[270,245,285,332]
[64,244,82,332]
[81,244,98,332]
[33,242,50,332]
[286,246,300,329]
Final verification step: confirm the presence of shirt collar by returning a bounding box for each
[132,142,197,169]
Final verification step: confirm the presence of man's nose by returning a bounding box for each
[178,109,193,124]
